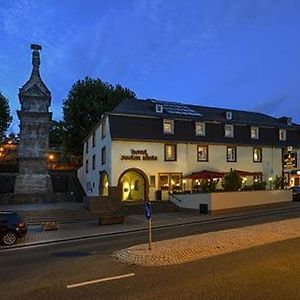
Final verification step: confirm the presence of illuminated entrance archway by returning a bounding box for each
[99,171,109,196]
[118,168,149,201]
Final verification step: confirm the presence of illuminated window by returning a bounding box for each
[164,144,177,161]
[225,124,234,138]
[250,127,259,139]
[159,173,182,191]
[253,148,262,162]
[197,145,208,161]
[163,119,174,134]
[227,146,236,162]
[279,129,286,141]
[195,122,205,136]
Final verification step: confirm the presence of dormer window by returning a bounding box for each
[226,111,232,120]
[287,118,292,126]
[195,122,205,136]
[279,129,286,141]
[156,104,163,113]
[250,127,259,139]
[163,119,174,134]
[224,124,234,138]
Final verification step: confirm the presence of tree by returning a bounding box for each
[221,169,242,191]
[0,91,12,141]
[63,77,136,155]
[49,120,66,149]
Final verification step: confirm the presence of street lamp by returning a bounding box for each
[268,177,273,190]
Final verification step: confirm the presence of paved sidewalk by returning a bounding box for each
[113,217,300,267]
[1,203,300,250]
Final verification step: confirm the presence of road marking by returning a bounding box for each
[66,273,135,289]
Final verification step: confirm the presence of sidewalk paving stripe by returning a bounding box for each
[66,273,135,289]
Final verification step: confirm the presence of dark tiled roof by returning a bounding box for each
[109,114,300,147]
[112,98,300,128]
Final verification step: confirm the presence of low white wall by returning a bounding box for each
[170,190,293,213]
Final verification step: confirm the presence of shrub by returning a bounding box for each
[253,181,267,190]
[221,169,242,191]
[200,179,218,193]
[274,175,285,190]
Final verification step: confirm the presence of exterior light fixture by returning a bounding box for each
[297,171,300,175]
[268,177,273,181]
[49,154,54,160]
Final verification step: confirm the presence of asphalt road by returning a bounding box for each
[1,208,300,300]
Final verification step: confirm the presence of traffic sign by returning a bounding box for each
[144,201,152,220]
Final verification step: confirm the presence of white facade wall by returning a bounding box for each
[78,116,112,197]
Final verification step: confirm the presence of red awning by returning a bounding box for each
[184,170,225,180]
[234,170,262,177]
[184,169,262,180]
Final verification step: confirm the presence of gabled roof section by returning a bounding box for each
[112,98,300,128]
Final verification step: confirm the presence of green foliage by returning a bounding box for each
[221,169,242,191]
[49,120,66,149]
[0,92,12,141]
[63,77,136,155]
[200,179,218,193]
[274,175,285,190]
[253,181,267,190]
[241,181,267,191]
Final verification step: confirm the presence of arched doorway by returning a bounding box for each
[118,168,149,201]
[99,171,109,196]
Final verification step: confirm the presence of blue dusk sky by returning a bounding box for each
[0,0,300,133]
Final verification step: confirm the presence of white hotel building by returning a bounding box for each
[78,98,300,202]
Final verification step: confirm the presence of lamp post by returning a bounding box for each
[268,177,273,190]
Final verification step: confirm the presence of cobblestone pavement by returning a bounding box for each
[113,217,300,267]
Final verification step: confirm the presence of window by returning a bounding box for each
[159,173,182,191]
[163,119,174,134]
[101,120,106,139]
[165,144,177,161]
[226,111,232,120]
[156,104,163,113]
[195,122,205,136]
[253,148,262,162]
[279,129,286,141]
[85,159,89,173]
[227,146,236,162]
[101,147,106,165]
[224,124,234,138]
[92,154,96,170]
[254,174,262,183]
[197,145,208,161]
[250,127,259,139]
[149,175,156,187]
[92,132,95,147]
[85,141,89,154]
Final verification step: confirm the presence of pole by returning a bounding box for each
[148,217,152,250]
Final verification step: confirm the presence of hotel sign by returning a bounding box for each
[121,149,158,161]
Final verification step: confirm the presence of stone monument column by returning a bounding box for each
[14,44,53,195]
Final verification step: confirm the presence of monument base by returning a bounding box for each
[14,174,53,194]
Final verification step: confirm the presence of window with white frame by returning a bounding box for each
[197,145,208,161]
[163,119,174,134]
[227,146,236,162]
[195,122,205,136]
[101,120,106,139]
[279,129,286,141]
[85,159,89,173]
[250,126,259,139]
[224,124,234,138]
[101,147,106,165]
[253,148,262,162]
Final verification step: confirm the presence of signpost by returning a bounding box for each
[144,201,152,250]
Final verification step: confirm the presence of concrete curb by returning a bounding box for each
[2,205,300,251]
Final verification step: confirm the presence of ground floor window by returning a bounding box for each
[159,173,182,191]
[99,171,109,196]
[227,146,236,162]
